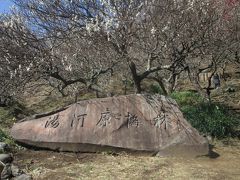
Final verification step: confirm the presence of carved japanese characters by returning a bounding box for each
[11,94,209,157]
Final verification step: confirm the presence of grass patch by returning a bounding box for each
[171,91,239,139]
[0,100,32,127]
[28,96,72,114]
[0,128,9,142]
[28,92,97,114]
[0,107,15,127]
[171,91,203,106]
[0,128,16,147]
[149,84,163,94]
[0,102,30,147]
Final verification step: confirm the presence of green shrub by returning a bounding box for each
[0,100,32,128]
[171,91,239,138]
[181,104,239,138]
[0,128,17,148]
[0,129,8,142]
[149,84,163,94]
[0,107,15,127]
[171,91,203,106]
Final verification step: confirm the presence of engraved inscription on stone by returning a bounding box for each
[96,108,112,127]
[96,108,122,127]
[45,114,60,128]
[112,113,121,120]
[152,112,170,130]
[126,112,140,128]
[71,113,87,128]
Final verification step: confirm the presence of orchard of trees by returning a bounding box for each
[0,0,239,104]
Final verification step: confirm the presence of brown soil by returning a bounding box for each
[13,142,240,180]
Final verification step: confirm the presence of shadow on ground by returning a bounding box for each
[208,144,220,159]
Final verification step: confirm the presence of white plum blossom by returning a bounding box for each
[151,27,157,35]
[10,71,14,79]
[65,64,72,72]
[86,18,101,34]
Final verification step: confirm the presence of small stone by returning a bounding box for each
[225,87,235,93]
[11,164,23,177]
[0,154,13,164]
[1,163,12,180]
[12,174,32,180]
[0,161,4,176]
[206,135,213,142]
[0,142,9,153]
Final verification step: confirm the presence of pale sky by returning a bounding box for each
[0,0,14,13]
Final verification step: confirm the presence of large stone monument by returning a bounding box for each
[11,94,209,156]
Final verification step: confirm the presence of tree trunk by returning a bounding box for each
[129,61,142,93]
[147,76,168,95]
[134,79,142,94]
[157,79,168,96]
[167,74,178,95]
[187,70,210,101]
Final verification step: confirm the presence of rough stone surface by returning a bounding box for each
[12,174,32,180]
[11,94,209,157]
[0,154,13,164]
[11,164,23,177]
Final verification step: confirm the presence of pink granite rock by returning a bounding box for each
[11,94,209,156]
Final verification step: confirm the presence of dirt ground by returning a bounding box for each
[13,141,240,180]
